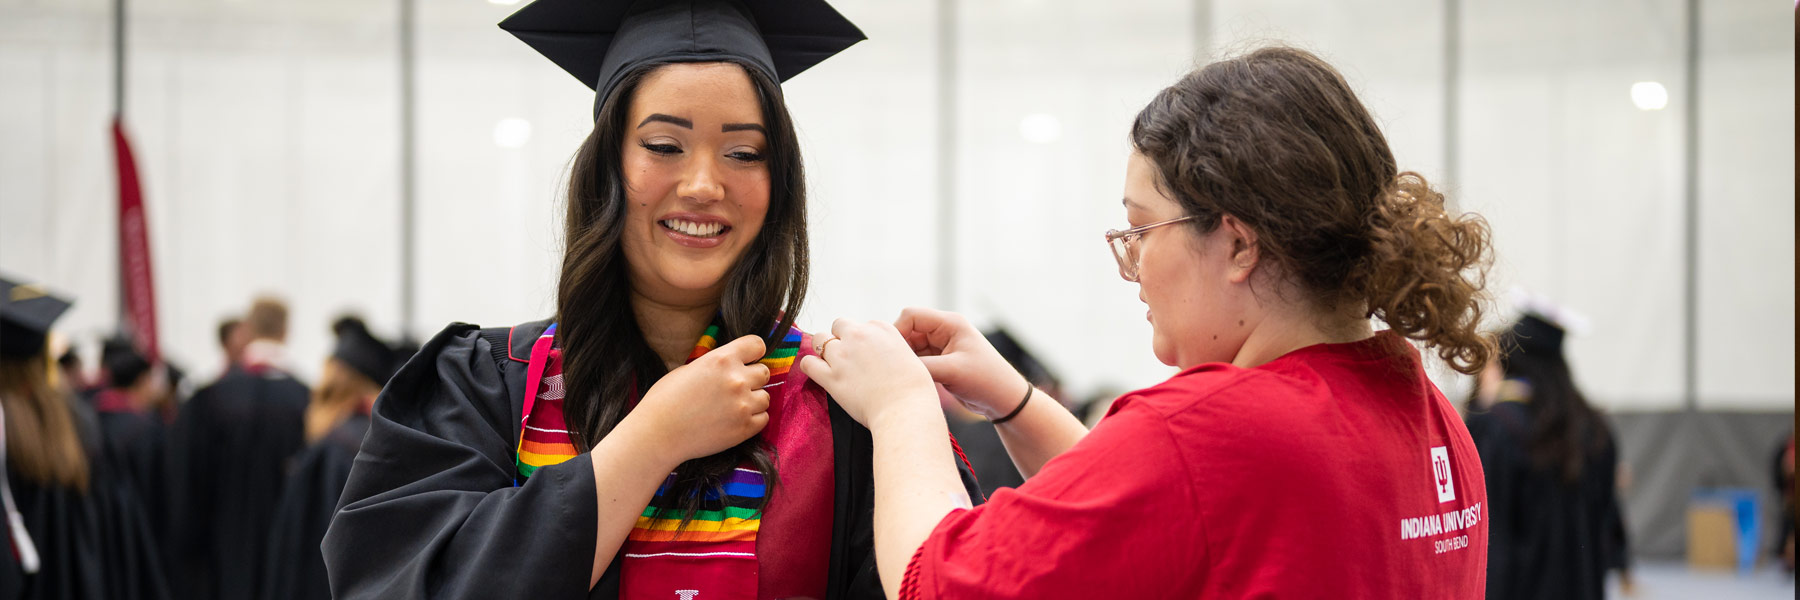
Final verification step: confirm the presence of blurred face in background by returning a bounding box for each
[224,322,251,365]
[618,62,772,308]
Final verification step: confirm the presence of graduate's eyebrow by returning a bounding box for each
[722,122,766,134]
[1123,197,1139,209]
[638,114,692,129]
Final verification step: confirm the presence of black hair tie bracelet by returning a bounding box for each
[989,378,1033,425]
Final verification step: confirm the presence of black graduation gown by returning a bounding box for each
[258,415,368,600]
[1,398,171,600]
[94,402,167,548]
[166,367,309,600]
[323,321,978,600]
[5,471,104,600]
[943,417,1022,500]
[1466,401,1622,600]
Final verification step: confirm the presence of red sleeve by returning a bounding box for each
[900,396,1207,599]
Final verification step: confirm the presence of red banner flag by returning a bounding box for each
[112,116,159,362]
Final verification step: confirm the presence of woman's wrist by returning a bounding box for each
[988,382,1033,425]
[604,413,684,474]
[867,386,948,434]
[967,360,1030,419]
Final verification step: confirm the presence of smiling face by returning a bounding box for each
[619,62,772,307]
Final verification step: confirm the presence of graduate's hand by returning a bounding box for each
[798,319,939,428]
[628,334,771,465]
[892,307,1022,420]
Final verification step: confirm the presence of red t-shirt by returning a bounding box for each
[902,332,1488,599]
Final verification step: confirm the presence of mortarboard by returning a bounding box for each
[983,327,1060,389]
[0,277,73,360]
[500,0,865,118]
[1505,313,1566,359]
[331,316,405,386]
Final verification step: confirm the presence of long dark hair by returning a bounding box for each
[1129,46,1494,374]
[0,353,90,493]
[1499,318,1608,484]
[555,59,807,518]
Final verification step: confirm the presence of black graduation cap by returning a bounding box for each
[1504,313,1566,359]
[500,0,866,118]
[0,276,73,360]
[982,327,1060,389]
[331,316,405,386]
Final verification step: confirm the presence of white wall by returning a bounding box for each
[0,0,1791,410]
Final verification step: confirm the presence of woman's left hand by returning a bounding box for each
[797,319,940,427]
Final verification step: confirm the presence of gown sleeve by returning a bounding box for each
[321,324,601,600]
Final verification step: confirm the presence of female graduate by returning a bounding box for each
[322,2,969,599]
[801,46,1497,599]
[0,277,170,600]
[259,317,410,600]
[1466,312,1627,600]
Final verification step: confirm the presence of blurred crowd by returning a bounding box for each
[2,278,414,600]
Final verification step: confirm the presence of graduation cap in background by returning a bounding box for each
[0,276,73,360]
[330,316,409,386]
[500,0,866,118]
[982,327,1060,390]
[1503,313,1566,359]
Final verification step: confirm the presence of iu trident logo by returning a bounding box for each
[1430,446,1456,503]
[675,591,700,600]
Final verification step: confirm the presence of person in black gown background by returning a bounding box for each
[0,276,170,600]
[166,297,308,600]
[1466,312,1629,600]
[92,338,172,555]
[259,316,410,600]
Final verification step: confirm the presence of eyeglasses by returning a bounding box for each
[1104,215,1197,282]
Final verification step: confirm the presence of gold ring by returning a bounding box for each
[817,336,839,359]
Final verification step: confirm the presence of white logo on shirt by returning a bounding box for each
[675,591,699,600]
[1431,446,1455,503]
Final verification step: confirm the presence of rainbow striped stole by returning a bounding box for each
[514,324,571,481]
[688,323,801,378]
[622,467,765,563]
[511,322,804,488]
[511,320,823,599]
[627,324,799,547]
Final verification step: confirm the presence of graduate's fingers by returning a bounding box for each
[746,389,770,415]
[718,334,768,365]
[745,361,771,389]
[745,410,770,436]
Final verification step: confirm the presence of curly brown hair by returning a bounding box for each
[1130,46,1494,374]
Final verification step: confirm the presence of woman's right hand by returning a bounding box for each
[893,307,1023,420]
[623,334,771,465]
